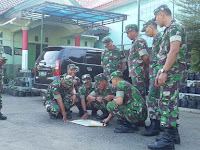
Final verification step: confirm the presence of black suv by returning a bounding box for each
[34,46,131,89]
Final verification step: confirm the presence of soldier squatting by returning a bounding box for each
[1,4,187,150]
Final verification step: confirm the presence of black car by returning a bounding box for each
[34,46,131,89]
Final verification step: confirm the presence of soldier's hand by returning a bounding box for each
[158,72,167,86]
[105,95,115,101]
[96,97,103,102]
[81,113,88,120]
[63,116,70,122]
[73,79,77,85]
[102,117,110,126]
[72,95,77,104]
[155,71,160,88]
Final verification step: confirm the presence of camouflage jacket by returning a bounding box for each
[157,19,187,73]
[116,80,144,112]
[90,82,116,98]
[149,32,162,78]
[62,73,81,91]
[128,35,149,75]
[101,45,126,76]
[46,79,74,100]
[79,82,95,99]
[0,45,6,71]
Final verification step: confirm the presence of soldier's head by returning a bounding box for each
[153,4,172,27]
[61,74,73,88]
[141,19,158,37]
[110,71,123,87]
[82,74,92,89]
[67,64,77,77]
[124,24,139,40]
[94,73,108,91]
[102,36,113,50]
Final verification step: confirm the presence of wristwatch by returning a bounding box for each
[84,110,88,114]
[160,68,167,73]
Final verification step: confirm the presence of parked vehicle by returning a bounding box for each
[34,46,131,90]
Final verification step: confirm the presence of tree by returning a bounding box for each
[175,0,200,73]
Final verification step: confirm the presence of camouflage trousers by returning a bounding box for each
[147,76,160,120]
[0,75,3,110]
[44,94,74,116]
[91,99,108,111]
[107,101,147,124]
[130,68,146,100]
[159,73,183,128]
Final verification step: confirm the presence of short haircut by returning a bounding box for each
[134,27,139,32]
[162,8,171,16]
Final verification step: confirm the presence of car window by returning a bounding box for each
[85,50,101,65]
[37,50,60,64]
[67,49,85,64]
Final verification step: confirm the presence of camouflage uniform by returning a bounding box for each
[156,20,187,127]
[101,36,126,78]
[0,45,6,111]
[89,73,116,111]
[78,74,96,110]
[142,21,163,120]
[44,75,74,117]
[107,71,147,124]
[125,24,149,99]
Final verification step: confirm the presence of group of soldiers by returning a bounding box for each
[42,4,187,150]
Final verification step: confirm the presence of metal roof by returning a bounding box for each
[21,1,127,29]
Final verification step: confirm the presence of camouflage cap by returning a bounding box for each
[62,74,73,86]
[141,19,156,32]
[124,24,138,33]
[94,73,107,84]
[102,36,112,46]
[110,71,123,81]
[82,74,92,84]
[67,64,76,70]
[154,4,170,16]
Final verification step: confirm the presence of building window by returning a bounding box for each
[45,37,48,43]
[84,41,87,46]
[67,40,70,45]
[0,32,3,38]
[35,36,38,42]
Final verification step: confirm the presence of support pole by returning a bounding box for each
[40,12,44,54]
[121,21,124,50]
[137,0,141,31]
[22,27,29,70]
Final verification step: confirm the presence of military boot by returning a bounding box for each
[77,106,84,117]
[148,128,175,150]
[66,109,72,119]
[114,120,138,133]
[49,112,57,119]
[0,113,7,120]
[142,119,160,136]
[91,108,100,118]
[99,109,109,120]
[156,127,180,144]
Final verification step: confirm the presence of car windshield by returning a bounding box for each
[37,50,60,65]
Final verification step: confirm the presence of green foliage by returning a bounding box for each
[175,0,200,73]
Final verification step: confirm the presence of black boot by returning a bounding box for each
[49,112,57,119]
[0,113,7,120]
[66,109,72,119]
[77,107,84,117]
[148,128,175,150]
[142,119,160,136]
[156,127,180,144]
[91,108,100,118]
[114,120,139,133]
[99,109,109,120]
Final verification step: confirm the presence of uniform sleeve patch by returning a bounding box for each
[116,91,124,98]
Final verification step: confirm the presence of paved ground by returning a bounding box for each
[0,94,200,150]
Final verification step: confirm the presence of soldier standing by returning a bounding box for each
[141,20,162,136]
[44,74,76,122]
[78,74,99,120]
[148,5,187,150]
[124,24,149,99]
[101,36,126,79]
[103,71,147,133]
[87,73,116,120]
[0,44,7,120]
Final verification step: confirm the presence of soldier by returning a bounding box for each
[141,19,162,136]
[0,44,7,120]
[101,36,126,79]
[44,74,76,122]
[63,64,83,116]
[87,73,116,120]
[78,74,99,120]
[148,5,187,150]
[124,24,149,99]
